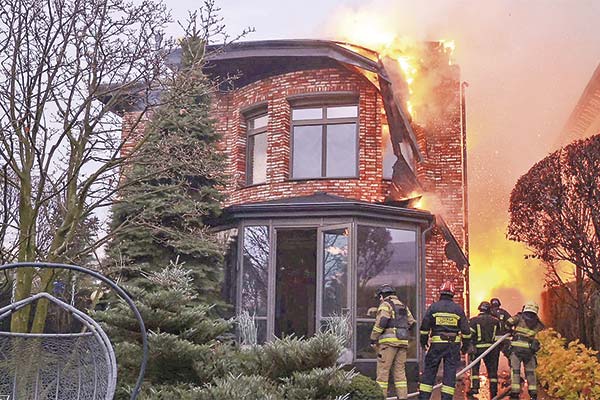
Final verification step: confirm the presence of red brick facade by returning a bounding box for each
[214,68,393,206]
[119,55,468,310]
[212,65,467,309]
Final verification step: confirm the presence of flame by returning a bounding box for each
[439,39,456,65]
[469,227,546,315]
[331,9,454,119]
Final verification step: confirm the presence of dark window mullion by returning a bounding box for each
[321,124,327,177]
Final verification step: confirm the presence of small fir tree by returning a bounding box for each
[96,261,232,399]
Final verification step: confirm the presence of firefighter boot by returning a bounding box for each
[489,381,498,398]
[529,391,537,400]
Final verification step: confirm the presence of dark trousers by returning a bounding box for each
[419,343,460,400]
[470,347,499,397]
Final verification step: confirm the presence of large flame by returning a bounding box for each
[331,11,544,314]
[332,11,455,120]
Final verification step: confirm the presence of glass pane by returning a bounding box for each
[322,228,348,317]
[382,124,395,179]
[292,125,322,178]
[400,141,415,172]
[256,318,267,344]
[356,227,418,359]
[219,228,239,317]
[326,123,357,177]
[356,226,417,317]
[275,229,317,338]
[327,105,358,119]
[249,132,267,184]
[241,226,269,316]
[252,114,268,129]
[356,321,377,359]
[293,107,323,120]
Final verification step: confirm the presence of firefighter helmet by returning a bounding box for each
[478,301,491,313]
[439,281,455,296]
[490,298,501,307]
[375,284,396,298]
[523,301,539,315]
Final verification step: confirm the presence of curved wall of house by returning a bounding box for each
[213,67,392,207]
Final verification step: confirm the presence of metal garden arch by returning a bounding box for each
[0,262,148,400]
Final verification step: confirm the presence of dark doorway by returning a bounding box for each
[275,228,317,338]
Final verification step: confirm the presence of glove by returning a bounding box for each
[461,341,472,355]
[530,339,541,353]
[420,335,429,351]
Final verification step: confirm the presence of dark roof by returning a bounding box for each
[222,192,432,224]
[220,192,468,269]
[170,39,384,88]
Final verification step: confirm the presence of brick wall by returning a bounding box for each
[413,65,468,309]
[120,64,468,310]
[214,68,393,205]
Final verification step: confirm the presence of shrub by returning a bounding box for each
[280,366,355,400]
[537,328,600,399]
[348,374,384,400]
[195,374,281,400]
[243,333,344,380]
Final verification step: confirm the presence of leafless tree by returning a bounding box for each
[0,0,173,333]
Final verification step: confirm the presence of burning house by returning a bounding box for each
[119,39,469,381]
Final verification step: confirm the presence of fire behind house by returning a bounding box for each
[116,39,469,382]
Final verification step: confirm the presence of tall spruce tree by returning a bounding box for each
[109,24,225,302]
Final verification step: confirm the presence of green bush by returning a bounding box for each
[348,374,384,400]
[280,367,354,400]
[242,333,344,380]
[195,374,281,400]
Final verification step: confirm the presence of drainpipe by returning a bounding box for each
[460,81,470,316]
[419,217,435,363]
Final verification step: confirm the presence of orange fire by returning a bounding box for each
[331,12,545,314]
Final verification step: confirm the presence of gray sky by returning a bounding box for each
[165,0,600,311]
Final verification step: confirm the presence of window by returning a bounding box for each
[291,104,358,179]
[246,114,268,185]
[382,123,395,179]
[382,123,416,179]
[241,226,270,343]
[355,226,418,359]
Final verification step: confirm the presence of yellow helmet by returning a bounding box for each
[523,302,539,315]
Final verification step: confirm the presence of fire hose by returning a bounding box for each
[385,333,512,400]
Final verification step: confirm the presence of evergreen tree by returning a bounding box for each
[96,262,233,399]
[108,22,226,301]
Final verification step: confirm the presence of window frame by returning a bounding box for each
[289,100,360,180]
[245,110,269,186]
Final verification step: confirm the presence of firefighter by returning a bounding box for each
[370,284,416,399]
[506,302,545,400]
[490,297,511,334]
[467,301,501,398]
[418,281,472,400]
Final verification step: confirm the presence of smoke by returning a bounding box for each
[323,1,600,314]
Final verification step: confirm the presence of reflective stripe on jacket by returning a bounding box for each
[420,295,471,345]
[370,295,416,346]
[469,312,501,349]
[506,312,544,351]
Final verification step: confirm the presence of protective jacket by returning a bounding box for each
[469,312,501,397]
[419,296,471,345]
[370,295,416,347]
[506,312,544,354]
[491,306,512,334]
[418,295,471,400]
[469,312,501,349]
